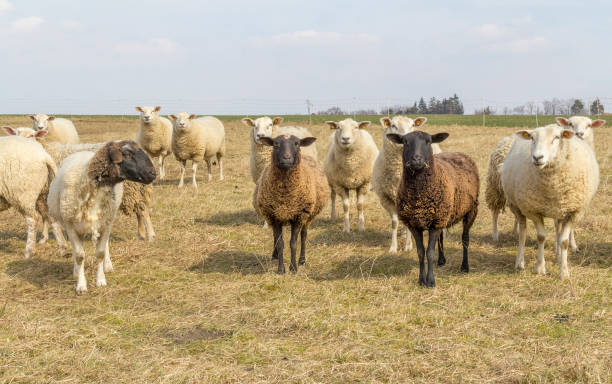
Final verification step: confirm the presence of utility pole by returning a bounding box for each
[306,99,312,125]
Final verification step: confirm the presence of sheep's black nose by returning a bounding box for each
[533,155,543,163]
[413,154,423,162]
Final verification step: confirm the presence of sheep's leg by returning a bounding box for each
[569,229,578,253]
[389,212,399,253]
[158,156,165,181]
[66,228,87,293]
[339,188,350,233]
[356,186,367,231]
[217,154,224,181]
[289,222,301,273]
[136,211,146,241]
[515,214,527,270]
[94,228,112,287]
[143,208,156,242]
[410,228,426,286]
[403,226,413,251]
[103,241,113,273]
[178,160,186,188]
[512,217,518,236]
[205,159,212,182]
[50,220,68,254]
[491,209,499,242]
[299,225,308,266]
[38,218,49,244]
[272,222,284,274]
[24,216,37,259]
[437,229,446,266]
[554,219,561,260]
[192,162,199,189]
[330,189,336,220]
[263,221,268,229]
[425,229,441,287]
[461,207,477,273]
[558,220,573,279]
[534,217,546,275]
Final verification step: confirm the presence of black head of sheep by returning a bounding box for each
[259,135,317,171]
[387,131,449,172]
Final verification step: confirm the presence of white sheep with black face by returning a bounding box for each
[556,116,605,150]
[29,114,79,144]
[502,124,599,279]
[135,106,173,180]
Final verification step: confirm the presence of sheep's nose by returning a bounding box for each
[257,133,265,138]
[413,154,423,162]
[533,155,543,163]
[576,132,584,138]
[341,137,350,143]
[282,153,291,160]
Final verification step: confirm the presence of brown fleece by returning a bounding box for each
[397,152,479,230]
[88,141,136,186]
[119,181,151,216]
[254,155,329,227]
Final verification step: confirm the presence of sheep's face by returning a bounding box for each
[556,116,605,140]
[259,134,316,171]
[242,116,283,144]
[112,141,157,184]
[516,125,574,169]
[135,106,161,123]
[381,117,426,146]
[169,112,195,132]
[29,114,55,131]
[2,126,46,139]
[327,119,370,149]
[387,131,449,172]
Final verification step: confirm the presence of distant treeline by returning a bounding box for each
[317,94,464,115]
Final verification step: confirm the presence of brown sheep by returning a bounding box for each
[253,135,329,274]
[387,131,479,287]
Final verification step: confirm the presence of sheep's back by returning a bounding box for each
[46,118,79,144]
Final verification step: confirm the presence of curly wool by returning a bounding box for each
[137,116,173,158]
[172,116,225,164]
[484,136,514,213]
[324,130,378,192]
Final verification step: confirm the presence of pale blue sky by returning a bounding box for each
[1,0,610,114]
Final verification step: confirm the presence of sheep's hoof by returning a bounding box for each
[96,279,107,287]
[104,262,114,273]
[388,247,397,254]
[38,238,48,244]
[298,258,305,266]
[461,264,469,273]
[75,285,87,294]
[219,176,224,181]
[289,264,297,273]
[438,255,446,267]
[515,260,525,270]
[342,226,350,233]
[276,267,285,274]
[535,263,546,275]
[559,268,570,280]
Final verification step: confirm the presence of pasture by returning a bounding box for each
[0,115,610,383]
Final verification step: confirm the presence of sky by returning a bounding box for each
[0,0,611,115]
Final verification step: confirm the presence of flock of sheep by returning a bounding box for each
[0,109,603,292]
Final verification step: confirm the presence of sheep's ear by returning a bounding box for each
[516,130,532,140]
[241,118,254,127]
[109,148,123,164]
[592,119,606,128]
[300,137,316,147]
[48,116,55,121]
[135,106,143,112]
[29,115,36,121]
[34,130,48,139]
[380,117,391,128]
[561,130,574,139]
[386,133,403,144]
[169,114,177,121]
[2,126,16,135]
[431,132,449,143]
[154,106,161,112]
[358,121,371,129]
[188,114,196,120]
[272,117,283,125]
[326,121,338,130]
[414,117,427,127]
[556,117,569,127]
[259,137,274,146]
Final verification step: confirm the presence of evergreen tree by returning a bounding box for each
[418,97,428,114]
[570,99,584,114]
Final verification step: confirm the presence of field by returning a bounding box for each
[0,116,610,383]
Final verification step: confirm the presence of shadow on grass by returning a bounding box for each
[310,228,389,248]
[310,253,416,280]
[203,209,262,227]
[5,258,71,288]
[188,250,269,275]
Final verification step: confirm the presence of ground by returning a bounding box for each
[0,116,610,383]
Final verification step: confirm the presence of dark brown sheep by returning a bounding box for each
[253,135,329,274]
[387,131,479,287]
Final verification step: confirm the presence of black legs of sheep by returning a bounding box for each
[271,221,308,274]
[461,209,478,273]
[410,228,444,287]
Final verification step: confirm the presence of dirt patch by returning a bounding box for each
[158,325,234,344]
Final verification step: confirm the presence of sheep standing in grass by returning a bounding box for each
[0,135,58,258]
[48,141,156,293]
[253,135,329,273]
[501,125,599,279]
[556,116,605,150]
[324,119,378,232]
[30,114,79,144]
[372,116,441,252]
[387,131,479,287]
[170,113,225,188]
[135,106,173,180]
[485,135,515,242]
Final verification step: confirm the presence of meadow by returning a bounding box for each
[0,115,610,383]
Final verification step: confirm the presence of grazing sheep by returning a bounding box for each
[169,112,225,188]
[30,114,79,144]
[48,141,156,293]
[3,126,156,242]
[135,106,173,180]
[485,135,515,242]
[253,135,329,273]
[387,131,479,287]
[556,116,605,150]
[324,119,378,232]
[372,116,441,252]
[501,125,599,279]
[0,135,59,258]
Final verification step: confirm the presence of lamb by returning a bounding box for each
[485,135,515,242]
[169,112,225,188]
[0,135,59,258]
[372,116,441,252]
[555,116,605,150]
[241,116,318,184]
[501,124,599,279]
[3,126,156,243]
[253,134,329,274]
[30,114,79,144]
[47,141,156,293]
[387,131,479,287]
[323,119,379,232]
[135,106,173,180]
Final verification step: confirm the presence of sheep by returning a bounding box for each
[169,112,225,188]
[323,119,379,232]
[47,140,156,293]
[135,106,173,180]
[372,116,441,252]
[253,134,329,274]
[387,131,479,287]
[241,116,318,184]
[29,114,79,144]
[485,135,515,242]
[501,124,599,279]
[3,126,156,243]
[555,116,605,150]
[0,135,59,258]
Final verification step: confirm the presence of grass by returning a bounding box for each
[0,116,610,383]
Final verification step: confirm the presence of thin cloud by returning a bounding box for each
[10,16,44,33]
[249,30,379,47]
[114,38,183,55]
[507,36,548,53]
[0,0,12,15]
[475,23,506,38]
[60,19,81,30]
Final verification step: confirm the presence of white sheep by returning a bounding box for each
[0,135,59,258]
[324,118,379,232]
[30,114,79,144]
[48,141,156,293]
[169,113,225,188]
[485,135,516,242]
[501,124,599,279]
[135,106,173,180]
[556,116,605,150]
[372,116,441,252]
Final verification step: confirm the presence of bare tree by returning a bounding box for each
[525,101,536,115]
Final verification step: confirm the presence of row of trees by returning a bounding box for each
[317,94,465,115]
[494,99,604,116]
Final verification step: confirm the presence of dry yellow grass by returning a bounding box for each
[0,116,610,383]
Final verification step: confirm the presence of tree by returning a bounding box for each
[317,106,344,115]
[418,98,428,114]
[590,99,604,115]
[525,101,536,115]
[571,99,585,115]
